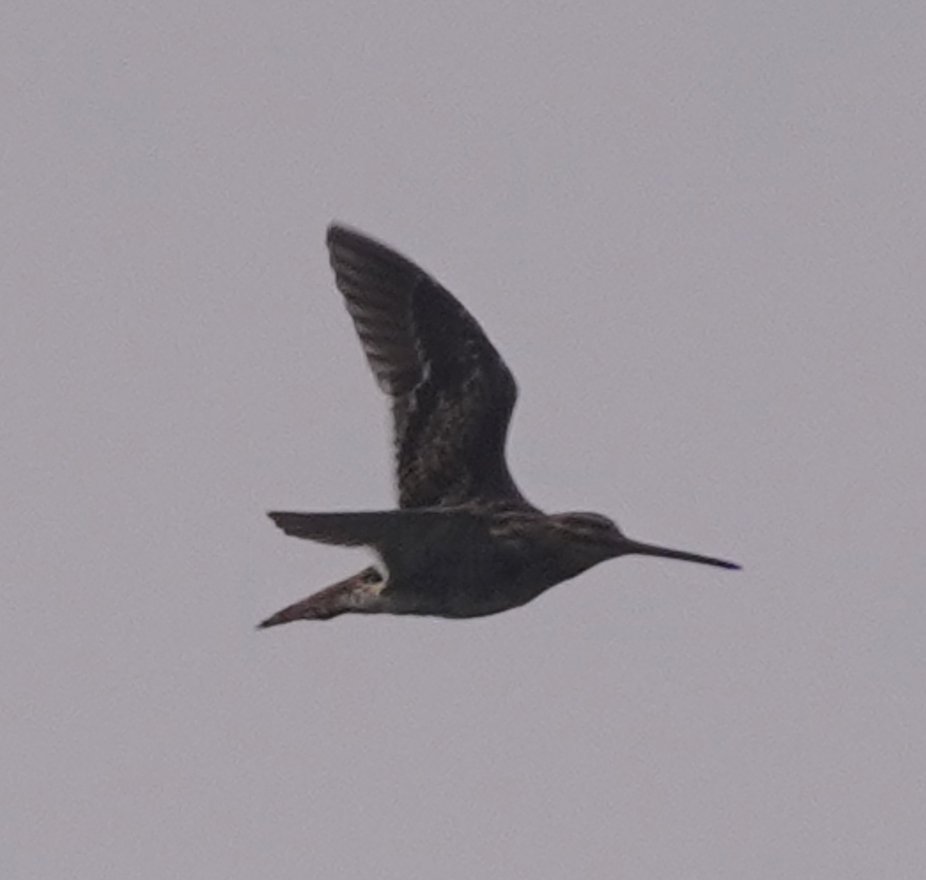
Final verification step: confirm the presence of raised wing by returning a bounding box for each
[327,224,527,509]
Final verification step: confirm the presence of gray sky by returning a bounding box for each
[3,1,925,877]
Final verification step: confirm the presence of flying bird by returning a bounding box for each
[260,225,738,627]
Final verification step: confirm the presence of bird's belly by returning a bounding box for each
[388,545,553,619]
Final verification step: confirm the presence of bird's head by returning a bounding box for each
[550,511,740,573]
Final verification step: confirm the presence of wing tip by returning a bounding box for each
[327,222,378,253]
[267,511,297,535]
[326,221,353,245]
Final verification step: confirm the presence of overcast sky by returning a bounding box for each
[4,1,925,877]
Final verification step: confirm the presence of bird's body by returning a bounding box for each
[260,225,738,628]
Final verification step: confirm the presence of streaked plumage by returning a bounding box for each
[260,225,738,628]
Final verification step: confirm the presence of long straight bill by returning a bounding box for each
[625,541,741,570]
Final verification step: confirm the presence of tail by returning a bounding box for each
[258,567,383,628]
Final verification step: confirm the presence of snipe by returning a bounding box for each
[260,225,738,627]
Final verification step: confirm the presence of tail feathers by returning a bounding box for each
[257,590,343,627]
[258,567,383,628]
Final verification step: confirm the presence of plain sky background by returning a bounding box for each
[3,1,925,877]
